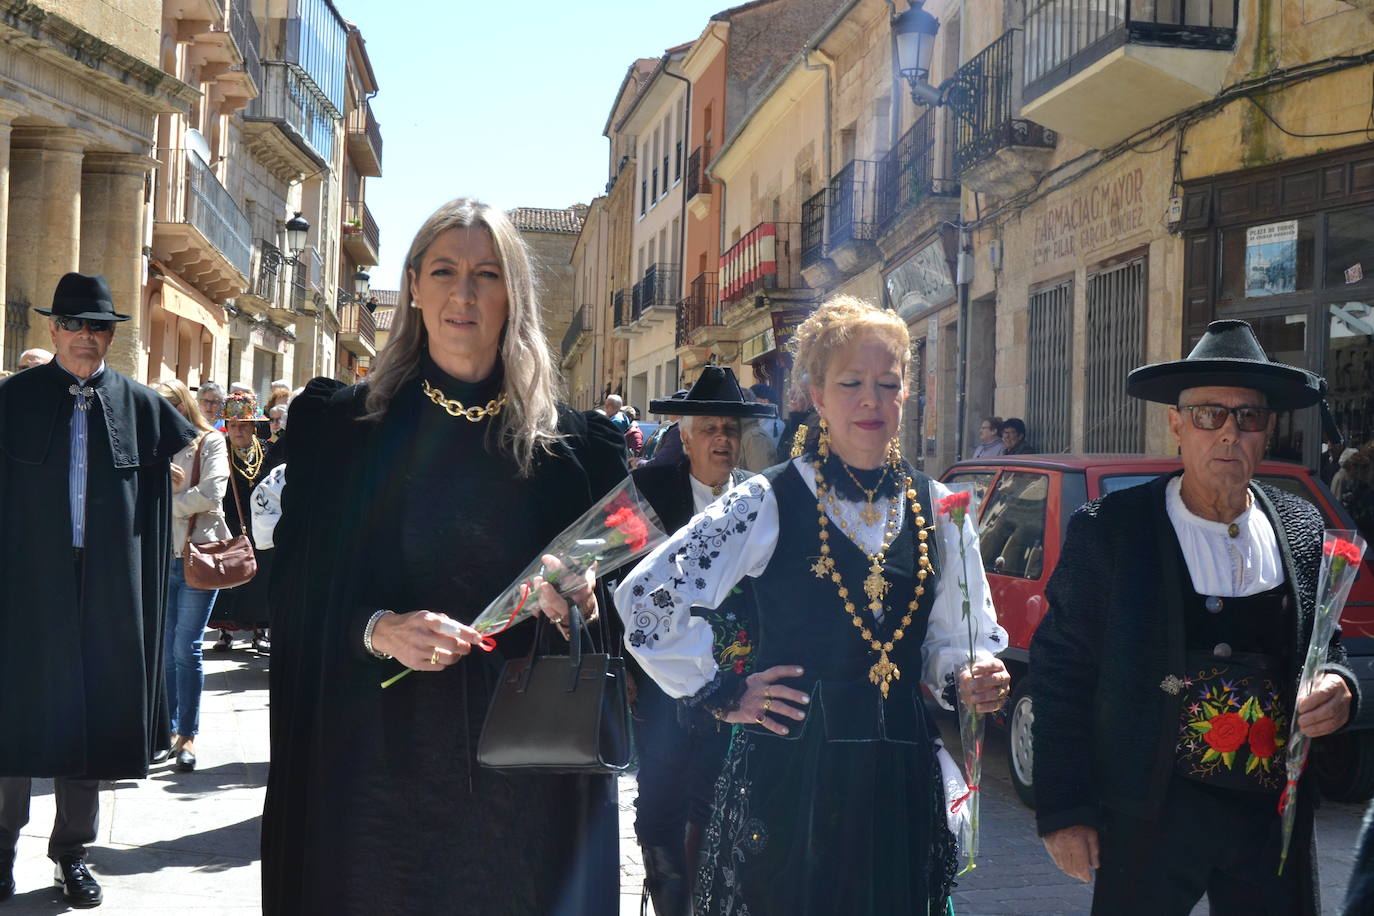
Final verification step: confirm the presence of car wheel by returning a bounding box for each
[1006,677,1036,810]
[1312,728,1374,803]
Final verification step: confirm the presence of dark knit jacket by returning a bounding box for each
[1031,472,1360,836]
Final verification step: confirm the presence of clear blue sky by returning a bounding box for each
[334,0,732,294]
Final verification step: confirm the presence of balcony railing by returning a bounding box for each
[828,159,879,251]
[252,239,283,303]
[291,247,323,312]
[800,188,827,269]
[612,289,630,328]
[245,60,337,166]
[951,30,1055,175]
[561,305,589,361]
[154,148,252,278]
[641,263,679,312]
[685,145,711,200]
[338,300,376,352]
[675,272,720,348]
[227,0,262,91]
[347,99,383,174]
[343,199,380,258]
[878,109,956,230]
[1024,0,1238,100]
[720,222,802,306]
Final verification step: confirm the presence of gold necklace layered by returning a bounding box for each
[421,378,508,421]
[811,455,933,699]
[232,437,265,480]
[839,461,890,526]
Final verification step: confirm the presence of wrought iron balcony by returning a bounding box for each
[675,272,721,349]
[561,304,590,364]
[291,247,323,313]
[720,222,803,307]
[877,108,957,232]
[242,238,284,312]
[338,300,376,357]
[948,30,1055,196]
[244,60,338,169]
[342,199,380,266]
[612,289,631,330]
[685,145,711,201]
[828,160,879,252]
[227,0,262,92]
[1021,0,1238,148]
[347,99,383,176]
[800,189,827,270]
[152,147,252,302]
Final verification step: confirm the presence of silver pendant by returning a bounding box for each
[1204,596,1223,614]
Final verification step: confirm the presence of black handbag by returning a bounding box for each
[476,603,632,774]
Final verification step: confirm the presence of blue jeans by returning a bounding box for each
[164,557,219,738]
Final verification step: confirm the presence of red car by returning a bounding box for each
[940,455,1374,808]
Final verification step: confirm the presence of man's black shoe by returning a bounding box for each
[0,864,13,903]
[53,856,101,908]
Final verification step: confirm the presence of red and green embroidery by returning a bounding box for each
[1179,666,1287,788]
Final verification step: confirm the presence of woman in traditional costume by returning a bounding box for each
[616,295,1010,915]
[261,198,626,915]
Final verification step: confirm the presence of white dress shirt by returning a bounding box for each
[1165,475,1283,597]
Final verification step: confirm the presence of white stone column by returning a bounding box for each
[0,102,25,367]
[81,152,157,378]
[7,128,88,353]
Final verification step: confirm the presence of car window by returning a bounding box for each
[978,472,1049,580]
[946,471,996,511]
[1100,474,1156,495]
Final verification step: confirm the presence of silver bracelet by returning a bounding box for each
[363,609,394,659]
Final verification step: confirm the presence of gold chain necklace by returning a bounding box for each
[838,461,890,526]
[421,378,508,421]
[810,459,933,699]
[232,437,265,480]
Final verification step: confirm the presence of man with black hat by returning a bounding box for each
[628,366,776,916]
[0,273,196,907]
[1031,319,1359,914]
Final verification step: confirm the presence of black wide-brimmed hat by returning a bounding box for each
[649,366,778,418]
[34,272,130,322]
[1127,319,1322,409]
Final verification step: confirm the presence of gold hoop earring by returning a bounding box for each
[818,418,831,460]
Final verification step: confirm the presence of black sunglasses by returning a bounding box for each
[52,316,114,333]
[1177,404,1275,432]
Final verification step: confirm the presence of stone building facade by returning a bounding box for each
[0,0,384,399]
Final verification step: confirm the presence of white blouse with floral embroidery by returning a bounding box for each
[613,457,1008,706]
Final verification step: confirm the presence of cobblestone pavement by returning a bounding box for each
[3,651,1363,914]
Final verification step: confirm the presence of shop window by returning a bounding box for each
[1219,217,1315,304]
[1325,206,1374,289]
[979,472,1049,580]
[1248,312,1308,462]
[1027,280,1074,454]
[1328,301,1374,448]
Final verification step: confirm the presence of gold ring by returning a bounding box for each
[755,714,765,725]
[429,649,440,666]
[999,686,1009,697]
[762,698,772,712]
[764,687,772,700]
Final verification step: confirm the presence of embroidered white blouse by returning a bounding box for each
[614,457,1008,707]
[1165,475,1283,598]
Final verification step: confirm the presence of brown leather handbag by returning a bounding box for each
[182,434,257,590]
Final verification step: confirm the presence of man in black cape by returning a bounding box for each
[629,366,774,916]
[1032,319,1359,914]
[0,273,195,908]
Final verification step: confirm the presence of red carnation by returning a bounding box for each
[1249,716,1278,759]
[1203,711,1250,754]
[1324,538,1364,565]
[937,492,971,516]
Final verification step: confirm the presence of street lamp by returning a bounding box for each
[893,1,942,107]
[283,211,310,264]
[339,267,373,307]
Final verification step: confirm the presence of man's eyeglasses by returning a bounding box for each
[52,316,113,333]
[1177,404,1275,432]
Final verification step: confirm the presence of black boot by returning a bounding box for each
[641,843,691,916]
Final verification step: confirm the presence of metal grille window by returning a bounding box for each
[1027,280,1074,453]
[3,301,29,371]
[1084,257,1147,452]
